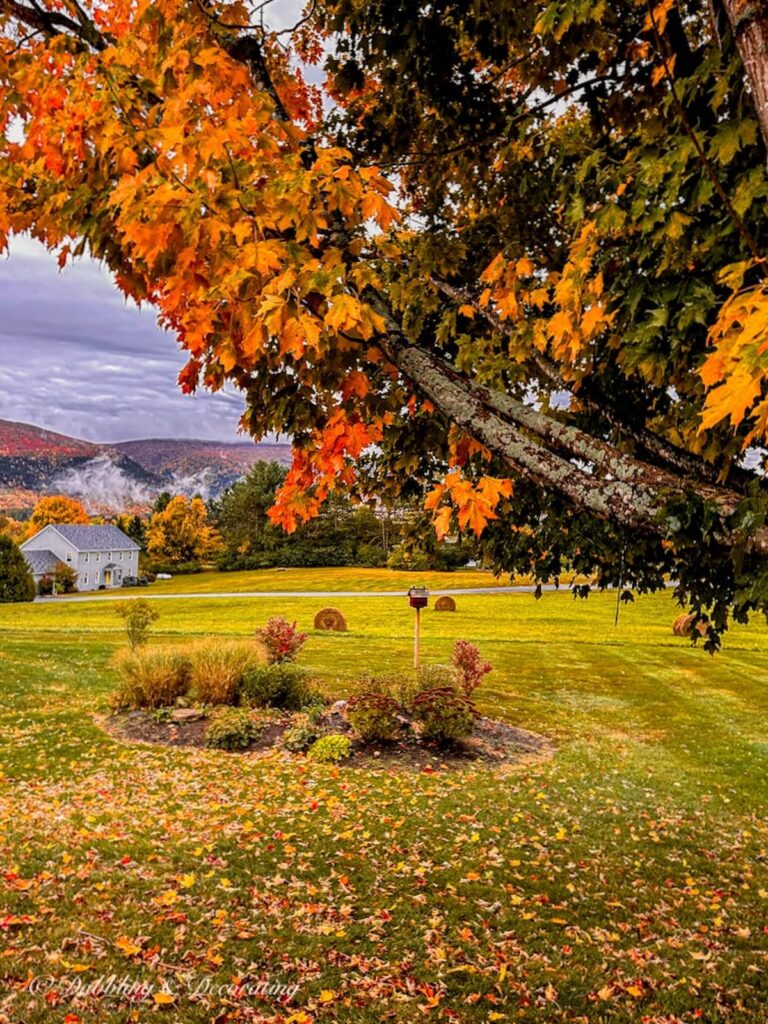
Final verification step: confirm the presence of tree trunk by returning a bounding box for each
[722,0,768,152]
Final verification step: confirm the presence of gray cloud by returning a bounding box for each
[0,236,249,442]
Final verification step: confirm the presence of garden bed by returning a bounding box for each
[100,705,552,770]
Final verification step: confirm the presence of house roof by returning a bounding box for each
[48,524,140,552]
[23,549,62,576]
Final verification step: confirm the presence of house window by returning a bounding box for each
[119,552,124,561]
[108,551,112,560]
[95,553,100,562]
[66,551,73,564]
[84,553,89,563]
[82,573,89,585]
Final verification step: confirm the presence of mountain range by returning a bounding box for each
[0,418,292,514]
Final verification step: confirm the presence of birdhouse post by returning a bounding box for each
[408,586,429,669]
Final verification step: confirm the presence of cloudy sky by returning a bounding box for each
[0,0,306,444]
[0,236,251,442]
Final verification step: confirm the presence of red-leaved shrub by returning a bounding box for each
[451,640,492,696]
[256,616,308,664]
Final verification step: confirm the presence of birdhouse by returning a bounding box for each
[408,586,429,609]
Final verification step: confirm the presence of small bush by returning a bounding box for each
[38,563,78,595]
[204,708,262,750]
[346,692,402,742]
[417,663,459,691]
[239,662,315,710]
[360,673,421,708]
[452,640,492,696]
[112,646,192,709]
[189,639,265,705]
[115,599,159,649]
[410,687,477,745]
[282,715,318,753]
[54,563,79,594]
[256,616,308,664]
[307,734,352,763]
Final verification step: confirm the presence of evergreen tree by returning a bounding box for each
[0,536,35,603]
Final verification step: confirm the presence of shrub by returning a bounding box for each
[346,692,402,742]
[0,536,35,603]
[189,639,265,705]
[255,616,308,664]
[41,563,78,594]
[451,640,492,697]
[115,599,159,649]
[111,646,192,709]
[417,663,459,691]
[410,687,477,745]
[282,715,318,753]
[386,546,431,572]
[307,734,352,763]
[37,574,54,596]
[239,663,315,710]
[359,673,421,708]
[204,708,262,750]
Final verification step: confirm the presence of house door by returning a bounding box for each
[104,570,112,587]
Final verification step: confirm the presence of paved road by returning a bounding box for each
[36,583,563,604]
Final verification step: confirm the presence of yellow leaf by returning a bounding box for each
[700,370,762,430]
[153,991,175,1006]
[115,937,141,957]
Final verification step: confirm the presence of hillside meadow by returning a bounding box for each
[1,585,768,1022]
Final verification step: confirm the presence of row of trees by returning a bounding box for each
[0,465,476,581]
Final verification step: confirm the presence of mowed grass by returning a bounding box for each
[1,588,768,1022]
[72,566,518,597]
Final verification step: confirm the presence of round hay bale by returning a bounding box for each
[673,613,708,637]
[434,595,457,612]
[314,607,348,632]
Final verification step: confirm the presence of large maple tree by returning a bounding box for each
[2,0,768,642]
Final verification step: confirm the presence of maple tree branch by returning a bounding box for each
[720,0,768,155]
[0,0,106,49]
[366,294,768,549]
[429,275,724,486]
[647,0,766,271]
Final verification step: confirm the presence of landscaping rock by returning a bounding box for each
[171,708,205,723]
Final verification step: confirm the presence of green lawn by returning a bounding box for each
[1,588,767,1022]
[87,565,519,596]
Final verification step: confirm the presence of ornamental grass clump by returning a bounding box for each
[111,646,192,710]
[188,638,265,706]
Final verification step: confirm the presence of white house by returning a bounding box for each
[21,524,141,592]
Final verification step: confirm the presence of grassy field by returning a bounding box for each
[74,566,518,596]
[1,587,768,1022]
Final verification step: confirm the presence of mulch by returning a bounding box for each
[100,708,553,772]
